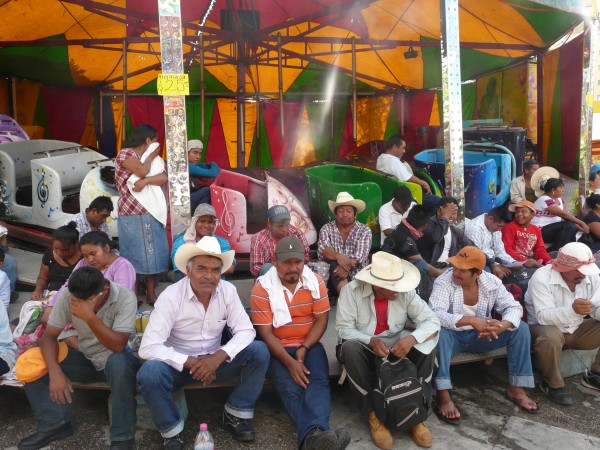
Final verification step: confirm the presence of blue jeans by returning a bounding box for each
[23,350,141,442]
[268,344,331,447]
[1,252,17,291]
[137,341,269,438]
[434,322,534,390]
[411,258,430,299]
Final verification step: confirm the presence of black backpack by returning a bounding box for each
[373,355,430,431]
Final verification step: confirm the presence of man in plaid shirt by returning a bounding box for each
[317,192,372,294]
[250,205,310,277]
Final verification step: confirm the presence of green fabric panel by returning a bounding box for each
[286,63,376,93]
[255,111,273,167]
[509,0,580,44]
[305,102,333,161]
[462,82,477,120]
[32,94,50,138]
[185,97,216,162]
[547,67,562,168]
[0,35,74,86]
[134,66,232,94]
[384,101,400,141]
[333,99,350,159]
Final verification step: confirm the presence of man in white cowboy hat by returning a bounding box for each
[317,191,372,293]
[250,204,311,277]
[137,236,269,449]
[430,246,538,424]
[525,242,600,406]
[336,251,440,449]
[187,139,220,212]
[250,236,351,450]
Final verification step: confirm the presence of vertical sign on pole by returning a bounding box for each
[440,0,465,219]
[158,0,190,238]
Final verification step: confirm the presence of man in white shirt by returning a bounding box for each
[137,236,269,449]
[525,242,600,405]
[378,185,415,245]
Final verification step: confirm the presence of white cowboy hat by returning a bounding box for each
[328,191,366,214]
[530,166,560,196]
[174,236,235,275]
[355,252,420,293]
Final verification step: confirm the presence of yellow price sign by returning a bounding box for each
[157,74,190,96]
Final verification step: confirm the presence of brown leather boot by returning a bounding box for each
[411,422,432,448]
[368,411,393,450]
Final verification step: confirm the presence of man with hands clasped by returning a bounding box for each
[429,246,538,424]
[137,236,269,450]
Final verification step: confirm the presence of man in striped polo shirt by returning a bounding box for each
[250,236,350,450]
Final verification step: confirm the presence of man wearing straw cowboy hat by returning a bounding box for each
[336,252,440,449]
[318,192,372,294]
[137,236,269,449]
[525,242,600,406]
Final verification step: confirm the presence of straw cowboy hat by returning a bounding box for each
[530,166,560,196]
[355,251,420,292]
[328,191,366,214]
[174,236,235,275]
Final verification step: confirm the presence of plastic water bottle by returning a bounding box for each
[194,423,214,450]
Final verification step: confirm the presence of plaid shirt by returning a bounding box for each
[67,212,109,236]
[249,225,310,277]
[115,148,149,215]
[317,220,371,279]
[429,269,523,330]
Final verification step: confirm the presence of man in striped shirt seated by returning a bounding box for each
[250,236,350,450]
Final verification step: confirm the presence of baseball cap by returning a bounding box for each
[15,342,69,384]
[508,201,536,214]
[275,236,304,262]
[193,203,217,218]
[187,139,204,151]
[447,246,486,271]
[393,185,416,204]
[551,242,600,275]
[268,205,291,223]
[0,226,7,238]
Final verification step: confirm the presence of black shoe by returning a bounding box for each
[10,291,19,303]
[163,432,184,450]
[539,381,574,406]
[301,428,338,450]
[18,422,73,450]
[582,369,600,391]
[110,439,135,450]
[221,409,255,441]
[335,428,351,450]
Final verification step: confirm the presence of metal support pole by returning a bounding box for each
[330,99,335,160]
[200,33,206,140]
[352,37,357,142]
[122,39,127,146]
[440,0,465,218]
[237,49,246,168]
[536,54,544,163]
[278,34,284,139]
[8,77,16,119]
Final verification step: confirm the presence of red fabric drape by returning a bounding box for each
[41,86,93,143]
[403,91,437,161]
[205,103,230,168]
[126,97,166,150]
[338,107,356,159]
[262,102,304,168]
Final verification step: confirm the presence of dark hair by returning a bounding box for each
[541,177,563,193]
[523,159,539,171]
[587,193,600,210]
[487,206,511,224]
[590,171,600,183]
[54,222,80,246]
[79,231,116,251]
[386,135,405,150]
[438,196,459,208]
[68,266,106,299]
[393,186,413,206]
[406,205,430,229]
[0,248,5,263]
[123,124,157,148]
[88,196,114,213]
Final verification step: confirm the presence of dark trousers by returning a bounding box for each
[541,221,576,252]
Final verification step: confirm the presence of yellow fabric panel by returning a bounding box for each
[292,106,316,167]
[542,49,560,163]
[80,101,97,148]
[14,80,41,126]
[430,93,440,127]
[217,99,256,167]
[112,97,124,152]
[355,95,393,146]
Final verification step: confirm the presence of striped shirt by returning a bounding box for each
[250,274,329,347]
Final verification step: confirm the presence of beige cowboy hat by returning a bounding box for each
[328,191,366,214]
[174,235,235,275]
[530,166,560,196]
[355,251,420,292]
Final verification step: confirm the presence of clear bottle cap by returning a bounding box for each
[200,423,208,431]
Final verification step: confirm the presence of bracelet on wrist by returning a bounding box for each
[299,344,309,352]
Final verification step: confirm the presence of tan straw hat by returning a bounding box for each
[530,166,559,196]
[355,252,420,292]
[328,191,366,214]
[174,236,235,275]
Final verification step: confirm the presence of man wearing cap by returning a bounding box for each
[336,251,440,449]
[250,236,351,450]
[171,203,234,279]
[510,159,540,204]
[318,192,372,294]
[378,185,416,245]
[66,195,114,236]
[137,236,269,449]
[250,205,311,277]
[430,246,537,424]
[18,266,140,450]
[525,242,600,405]
[187,139,220,212]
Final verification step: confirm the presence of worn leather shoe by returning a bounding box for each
[110,439,135,450]
[335,428,352,449]
[18,422,73,450]
[368,411,393,450]
[539,381,574,406]
[301,428,338,450]
[163,432,184,450]
[221,409,255,441]
[411,422,432,448]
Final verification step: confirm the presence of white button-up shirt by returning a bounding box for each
[464,213,516,265]
[378,199,415,245]
[139,278,256,372]
[524,264,600,333]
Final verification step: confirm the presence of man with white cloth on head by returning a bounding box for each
[251,236,350,450]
